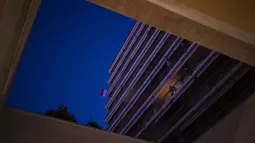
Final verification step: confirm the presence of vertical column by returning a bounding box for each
[0,0,41,109]
[234,92,255,143]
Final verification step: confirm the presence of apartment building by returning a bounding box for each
[105,21,255,143]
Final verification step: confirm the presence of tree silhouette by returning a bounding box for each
[44,105,77,123]
[87,121,101,129]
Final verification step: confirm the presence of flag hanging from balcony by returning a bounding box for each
[100,89,107,96]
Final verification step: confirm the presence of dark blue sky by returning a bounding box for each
[6,0,135,128]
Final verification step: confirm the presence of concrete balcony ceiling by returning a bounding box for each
[89,0,255,66]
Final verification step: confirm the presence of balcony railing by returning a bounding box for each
[107,101,129,127]
[115,65,169,133]
[181,68,255,142]
[108,22,140,75]
[134,51,220,139]
[106,26,155,109]
[106,28,160,109]
[108,23,145,91]
[106,29,161,113]
[109,36,184,131]
[111,42,196,133]
[132,56,243,142]
[180,64,251,132]
[108,25,150,97]
[158,62,249,143]
[120,43,199,135]
[106,31,168,123]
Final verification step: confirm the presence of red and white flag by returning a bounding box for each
[100,89,107,96]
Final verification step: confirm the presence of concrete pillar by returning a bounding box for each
[89,0,255,66]
[196,92,255,143]
[195,102,244,143]
[0,0,41,109]
[233,93,255,143]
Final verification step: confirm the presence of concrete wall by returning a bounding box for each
[0,107,149,143]
[196,93,255,143]
[169,0,255,36]
[1,100,254,143]
[0,0,41,109]
[89,0,255,66]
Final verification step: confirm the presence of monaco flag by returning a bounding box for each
[100,89,107,96]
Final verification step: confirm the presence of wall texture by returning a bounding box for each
[0,107,149,143]
[89,0,255,66]
[0,0,41,109]
[196,93,255,143]
[1,92,254,143]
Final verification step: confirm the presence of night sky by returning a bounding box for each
[6,0,135,128]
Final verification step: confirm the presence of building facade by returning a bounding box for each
[105,21,255,143]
